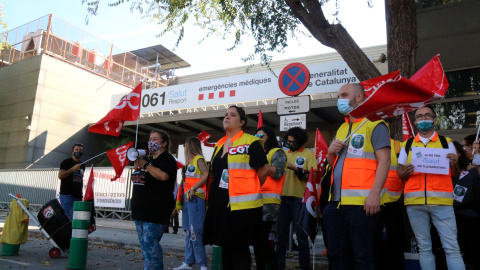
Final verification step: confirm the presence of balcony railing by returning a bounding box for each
[0,14,174,89]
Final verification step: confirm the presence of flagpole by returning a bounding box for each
[135,117,139,149]
[81,151,106,165]
[343,119,368,143]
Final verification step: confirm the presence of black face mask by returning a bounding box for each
[73,152,83,159]
[284,140,300,151]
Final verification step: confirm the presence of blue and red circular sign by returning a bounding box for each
[278,62,310,96]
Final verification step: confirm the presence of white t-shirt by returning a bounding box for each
[398,132,456,165]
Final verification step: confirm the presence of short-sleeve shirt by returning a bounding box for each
[131,151,177,224]
[397,132,456,165]
[59,158,85,198]
[282,147,318,198]
[331,123,390,201]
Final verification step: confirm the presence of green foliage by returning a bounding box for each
[0,2,8,51]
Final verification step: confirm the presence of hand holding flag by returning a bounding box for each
[297,167,319,243]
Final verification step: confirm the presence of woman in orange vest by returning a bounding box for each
[203,106,270,269]
[173,137,209,270]
[253,125,287,270]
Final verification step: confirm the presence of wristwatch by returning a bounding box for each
[144,162,152,170]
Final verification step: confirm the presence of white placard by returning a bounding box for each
[410,147,450,175]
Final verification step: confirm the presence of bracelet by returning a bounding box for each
[144,162,152,170]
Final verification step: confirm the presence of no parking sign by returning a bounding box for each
[278,62,310,96]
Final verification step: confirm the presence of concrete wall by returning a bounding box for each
[0,54,132,169]
[0,55,40,169]
[417,0,480,71]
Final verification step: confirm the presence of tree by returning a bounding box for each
[0,3,8,51]
[83,0,418,139]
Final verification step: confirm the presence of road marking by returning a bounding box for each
[0,258,32,266]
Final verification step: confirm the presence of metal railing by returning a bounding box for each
[0,14,174,89]
[0,168,134,220]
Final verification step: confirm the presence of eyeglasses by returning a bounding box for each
[255,133,265,138]
[415,113,435,120]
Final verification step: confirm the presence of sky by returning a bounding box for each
[2,0,387,76]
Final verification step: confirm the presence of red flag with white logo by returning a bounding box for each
[257,110,264,129]
[198,129,216,147]
[314,129,329,184]
[402,113,415,142]
[297,167,318,243]
[88,83,142,137]
[83,165,95,201]
[350,55,448,121]
[107,141,134,181]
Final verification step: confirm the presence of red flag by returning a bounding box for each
[297,167,318,243]
[350,55,448,121]
[257,110,264,129]
[83,165,95,201]
[172,154,185,169]
[107,141,134,181]
[314,129,329,183]
[402,113,415,142]
[198,129,216,147]
[88,83,143,136]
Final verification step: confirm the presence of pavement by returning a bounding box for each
[0,210,329,269]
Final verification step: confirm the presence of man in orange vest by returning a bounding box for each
[324,83,391,269]
[397,105,465,270]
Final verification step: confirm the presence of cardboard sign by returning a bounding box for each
[410,147,450,175]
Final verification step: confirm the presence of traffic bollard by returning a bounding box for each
[67,201,92,269]
[211,245,223,270]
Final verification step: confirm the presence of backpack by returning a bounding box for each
[404,135,448,155]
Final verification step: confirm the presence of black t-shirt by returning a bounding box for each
[131,152,177,224]
[59,158,85,198]
[203,140,267,247]
[453,167,480,218]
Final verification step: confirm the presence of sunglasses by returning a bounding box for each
[255,133,265,138]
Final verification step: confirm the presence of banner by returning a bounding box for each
[56,168,128,208]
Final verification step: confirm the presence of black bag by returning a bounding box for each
[37,199,72,251]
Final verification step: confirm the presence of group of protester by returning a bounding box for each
[57,82,480,270]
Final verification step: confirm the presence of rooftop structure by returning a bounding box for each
[0,14,190,89]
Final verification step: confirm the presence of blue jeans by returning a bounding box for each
[59,194,82,220]
[182,195,208,267]
[135,220,168,270]
[322,202,379,270]
[276,196,310,270]
[406,205,465,270]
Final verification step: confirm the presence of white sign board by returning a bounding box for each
[410,147,451,175]
[112,59,363,113]
[277,95,310,115]
[56,167,128,208]
[280,114,307,131]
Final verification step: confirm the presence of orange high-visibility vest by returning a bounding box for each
[381,139,404,203]
[210,131,263,211]
[331,117,386,205]
[184,155,207,199]
[403,133,454,206]
[261,148,286,205]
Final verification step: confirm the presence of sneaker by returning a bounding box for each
[173,263,193,270]
[200,266,208,270]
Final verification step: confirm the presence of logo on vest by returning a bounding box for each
[453,184,467,202]
[186,165,196,176]
[228,144,250,155]
[348,134,365,156]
